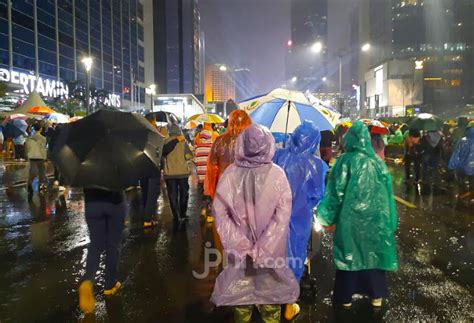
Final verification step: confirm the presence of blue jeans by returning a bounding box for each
[84,200,126,289]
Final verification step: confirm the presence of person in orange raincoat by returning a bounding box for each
[204,110,252,200]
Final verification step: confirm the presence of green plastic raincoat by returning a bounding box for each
[317,121,398,272]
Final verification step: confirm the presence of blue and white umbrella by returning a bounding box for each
[239,88,336,134]
[45,112,69,124]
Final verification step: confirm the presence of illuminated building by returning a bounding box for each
[204,64,235,103]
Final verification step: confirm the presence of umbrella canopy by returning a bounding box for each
[239,88,334,134]
[69,116,83,123]
[45,113,69,124]
[410,113,443,131]
[189,113,224,124]
[360,119,390,135]
[184,120,200,129]
[5,114,28,121]
[3,119,28,138]
[7,91,48,117]
[29,106,55,115]
[50,110,165,191]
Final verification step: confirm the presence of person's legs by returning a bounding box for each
[165,179,180,222]
[143,176,160,223]
[414,158,421,182]
[28,160,39,191]
[178,177,190,219]
[104,201,126,291]
[14,144,22,160]
[257,305,282,323]
[37,160,46,186]
[84,202,106,283]
[233,305,254,323]
[404,155,412,180]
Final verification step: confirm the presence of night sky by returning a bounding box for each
[199,0,352,97]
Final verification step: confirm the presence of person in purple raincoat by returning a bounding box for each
[211,124,300,323]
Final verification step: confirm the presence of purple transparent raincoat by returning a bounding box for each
[210,124,300,306]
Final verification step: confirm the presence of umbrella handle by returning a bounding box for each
[284,100,291,148]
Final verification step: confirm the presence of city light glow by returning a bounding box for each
[219,65,227,72]
[311,41,323,53]
[361,43,371,52]
[81,57,93,72]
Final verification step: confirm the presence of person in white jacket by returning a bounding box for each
[25,123,48,193]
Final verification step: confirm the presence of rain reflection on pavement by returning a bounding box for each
[0,160,472,322]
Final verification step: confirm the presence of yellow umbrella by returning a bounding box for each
[189,113,224,124]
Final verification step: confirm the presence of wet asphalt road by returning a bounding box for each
[0,159,472,323]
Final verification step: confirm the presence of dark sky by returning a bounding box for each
[199,0,291,96]
[199,0,352,96]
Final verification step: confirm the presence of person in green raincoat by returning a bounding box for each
[317,121,398,309]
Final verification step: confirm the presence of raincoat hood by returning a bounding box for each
[226,110,252,136]
[168,123,182,136]
[235,124,275,168]
[343,121,375,156]
[288,121,321,154]
[426,131,441,147]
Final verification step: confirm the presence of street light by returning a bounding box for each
[291,76,298,83]
[322,76,327,82]
[81,57,93,114]
[147,84,156,110]
[219,65,227,72]
[361,43,371,52]
[311,41,323,54]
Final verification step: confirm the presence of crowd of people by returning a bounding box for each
[1,110,473,322]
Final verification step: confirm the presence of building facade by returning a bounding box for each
[286,0,328,92]
[153,0,202,95]
[0,0,151,109]
[360,0,474,117]
[205,64,235,104]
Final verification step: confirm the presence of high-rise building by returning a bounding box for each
[286,0,328,92]
[152,0,202,95]
[0,0,151,109]
[205,64,235,103]
[360,0,474,116]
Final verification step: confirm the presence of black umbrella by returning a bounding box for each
[50,110,164,191]
[2,119,28,139]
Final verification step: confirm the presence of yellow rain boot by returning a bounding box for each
[284,303,300,321]
[104,281,122,296]
[78,280,95,314]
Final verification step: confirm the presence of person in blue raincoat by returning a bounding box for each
[273,121,328,320]
[448,121,474,198]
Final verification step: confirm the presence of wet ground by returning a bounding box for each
[0,159,472,323]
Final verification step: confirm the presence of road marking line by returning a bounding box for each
[394,195,417,209]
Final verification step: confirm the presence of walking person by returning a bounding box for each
[140,114,163,228]
[404,128,422,183]
[449,121,474,201]
[25,124,48,194]
[205,110,251,199]
[78,188,126,314]
[319,130,335,165]
[273,121,327,320]
[194,122,217,219]
[162,124,193,229]
[211,124,299,323]
[420,130,443,188]
[317,121,398,309]
[13,132,27,161]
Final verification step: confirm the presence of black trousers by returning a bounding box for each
[165,178,190,221]
[404,154,421,181]
[14,144,25,160]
